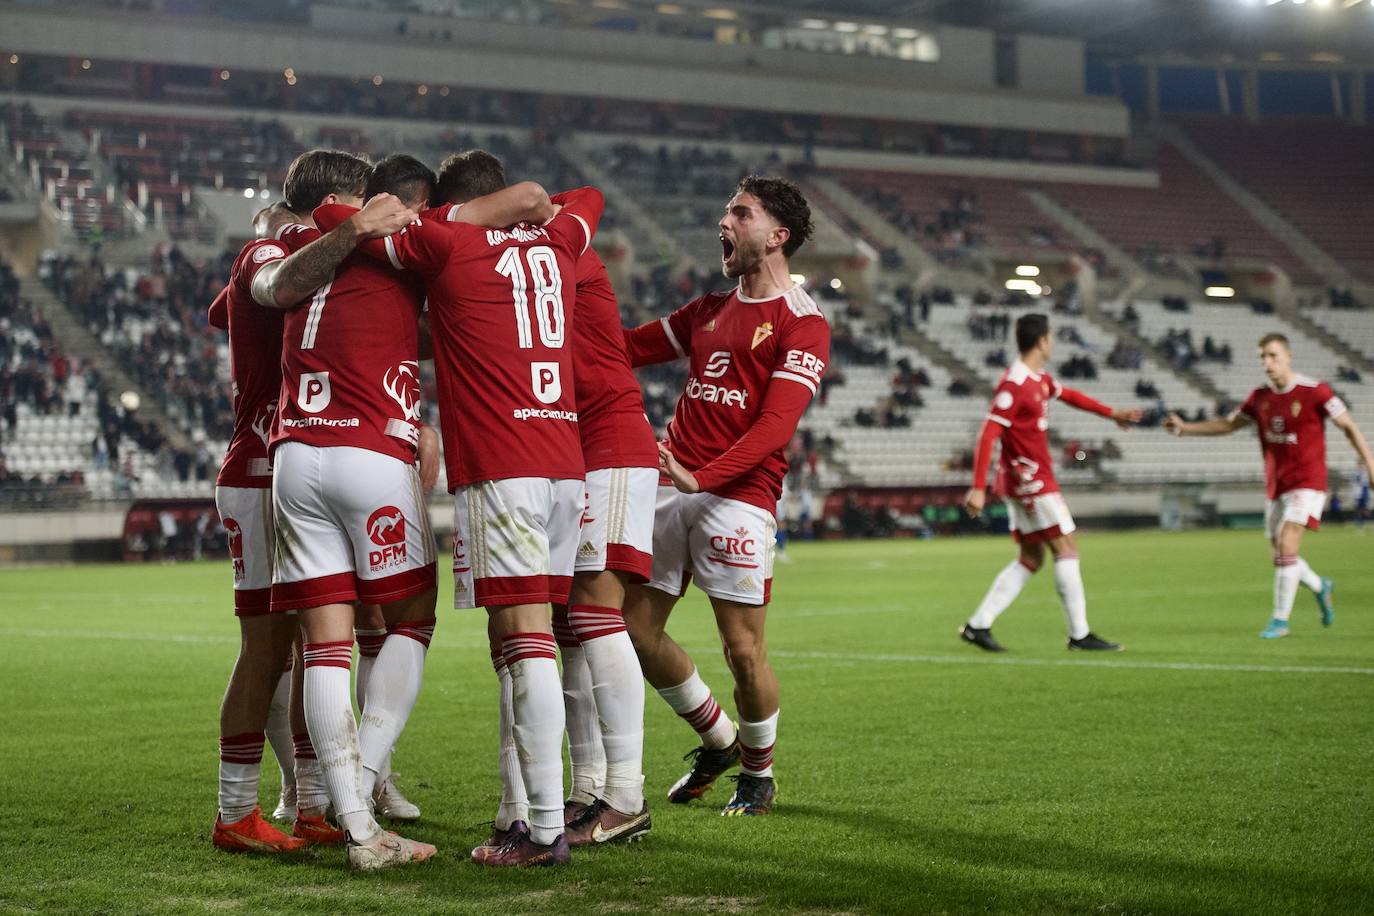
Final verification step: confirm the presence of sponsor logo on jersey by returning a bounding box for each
[249,402,276,447]
[751,322,774,350]
[684,377,748,409]
[707,526,759,569]
[1264,414,1298,445]
[532,362,562,404]
[224,517,246,579]
[703,351,731,379]
[512,407,579,422]
[782,348,825,381]
[280,416,360,429]
[252,244,286,263]
[297,371,331,414]
[366,506,408,571]
[382,361,423,422]
[485,225,548,246]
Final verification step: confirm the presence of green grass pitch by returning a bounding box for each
[1,527,1371,915]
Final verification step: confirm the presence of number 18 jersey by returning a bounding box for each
[313,187,604,488]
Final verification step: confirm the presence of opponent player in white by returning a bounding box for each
[961,313,1138,653]
[623,176,830,817]
[1166,333,1374,637]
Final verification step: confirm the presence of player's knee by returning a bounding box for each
[721,634,766,680]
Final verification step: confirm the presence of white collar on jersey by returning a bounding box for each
[1011,359,1043,382]
[735,283,800,304]
[1268,374,1314,394]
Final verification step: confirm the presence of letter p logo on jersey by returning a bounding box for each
[531,362,562,404]
[297,371,331,414]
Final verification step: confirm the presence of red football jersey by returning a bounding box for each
[215,238,287,489]
[985,360,1063,498]
[625,285,830,514]
[437,202,654,471]
[313,188,605,487]
[270,223,427,464]
[1240,375,1347,498]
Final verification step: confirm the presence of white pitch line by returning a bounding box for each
[766,649,1374,677]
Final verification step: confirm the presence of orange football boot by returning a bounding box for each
[292,809,347,846]
[213,807,310,854]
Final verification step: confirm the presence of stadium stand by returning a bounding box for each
[1180,119,1374,282]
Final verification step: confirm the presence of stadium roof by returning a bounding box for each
[774,0,1374,61]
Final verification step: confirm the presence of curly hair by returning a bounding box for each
[735,175,813,258]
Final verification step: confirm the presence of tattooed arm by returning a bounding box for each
[252,193,414,309]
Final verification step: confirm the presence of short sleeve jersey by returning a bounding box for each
[270,223,427,464]
[1240,376,1347,498]
[436,204,654,472]
[655,285,830,514]
[985,360,1062,499]
[216,238,287,489]
[315,188,605,488]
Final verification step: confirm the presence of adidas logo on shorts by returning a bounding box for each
[578,542,599,559]
[736,576,756,593]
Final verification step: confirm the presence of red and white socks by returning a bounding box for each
[293,732,329,813]
[738,711,778,778]
[568,604,645,815]
[353,626,387,713]
[302,641,378,841]
[491,648,529,830]
[657,667,736,751]
[968,558,1036,629]
[1273,555,1301,622]
[1052,552,1090,641]
[357,620,434,799]
[502,632,565,846]
[218,731,265,824]
[553,607,604,804]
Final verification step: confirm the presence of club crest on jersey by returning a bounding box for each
[297,371,331,414]
[1291,401,1302,417]
[366,506,407,571]
[751,322,774,350]
[382,361,423,422]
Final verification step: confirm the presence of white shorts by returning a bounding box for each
[452,476,583,609]
[215,485,275,616]
[576,466,657,581]
[647,487,777,606]
[1006,491,1076,544]
[271,443,436,612]
[1265,489,1326,539]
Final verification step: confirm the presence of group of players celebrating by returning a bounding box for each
[208,147,827,869]
[205,143,1374,873]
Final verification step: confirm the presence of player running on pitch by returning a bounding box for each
[961,313,1139,653]
[623,176,830,817]
[1165,333,1374,638]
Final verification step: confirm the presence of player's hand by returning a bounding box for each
[658,442,700,494]
[1163,412,1185,437]
[1112,407,1144,430]
[349,193,415,239]
[964,487,986,518]
[416,425,440,492]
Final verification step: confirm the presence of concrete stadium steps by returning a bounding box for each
[924,300,1261,484]
[1304,309,1374,365]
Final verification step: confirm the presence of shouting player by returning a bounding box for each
[313,179,606,866]
[623,176,830,817]
[433,152,653,850]
[961,313,1138,653]
[253,151,437,870]
[1165,333,1374,638]
[206,205,307,855]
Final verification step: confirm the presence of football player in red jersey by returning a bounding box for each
[206,204,308,856]
[961,313,1139,653]
[311,176,606,867]
[622,177,831,817]
[1166,333,1374,638]
[251,150,439,870]
[432,152,654,851]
